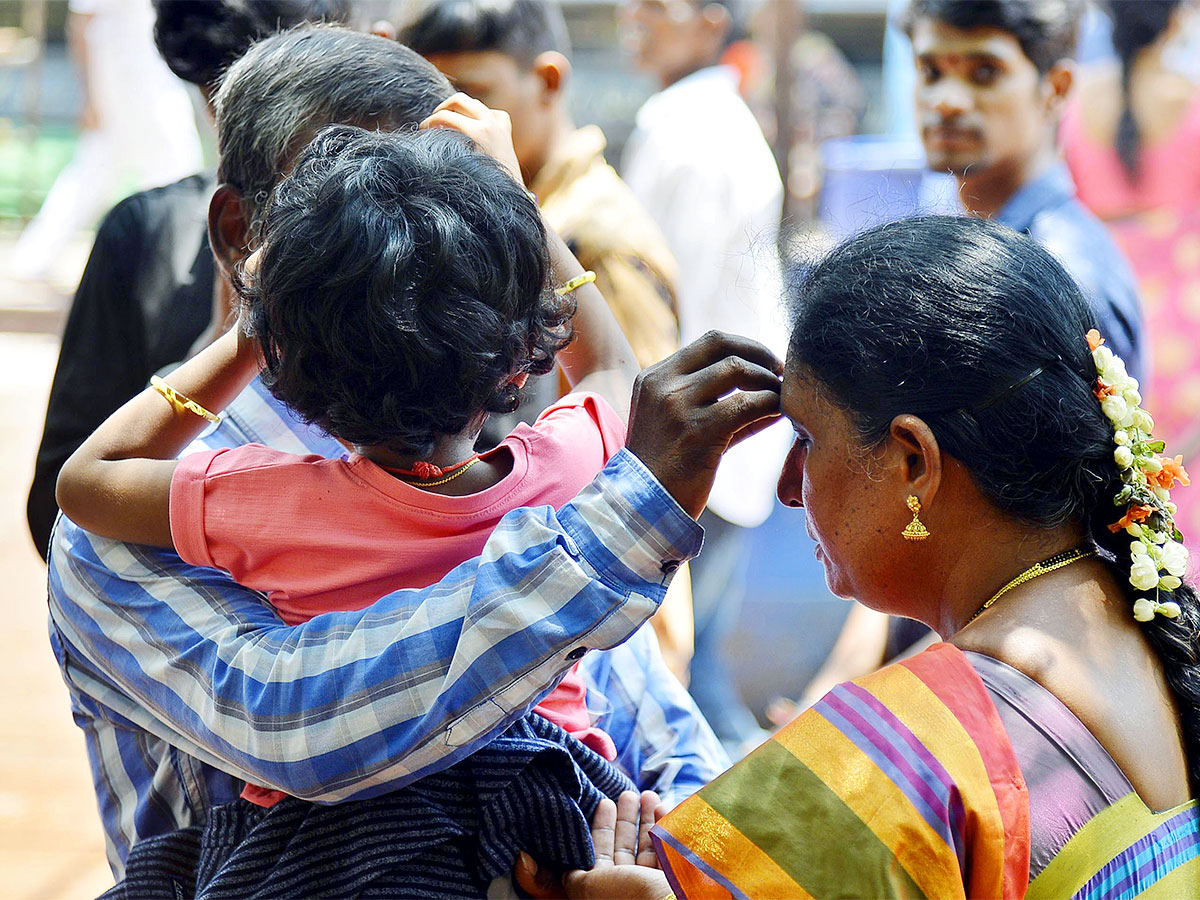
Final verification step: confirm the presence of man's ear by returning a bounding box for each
[531,51,571,100]
[208,184,251,278]
[887,413,943,508]
[1044,59,1075,116]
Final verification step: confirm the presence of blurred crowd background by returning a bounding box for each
[2,1,1199,895]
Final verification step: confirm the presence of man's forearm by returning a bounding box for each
[49,449,702,800]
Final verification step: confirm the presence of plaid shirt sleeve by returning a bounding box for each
[48,448,702,805]
[578,625,730,809]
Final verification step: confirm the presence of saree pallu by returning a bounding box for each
[653,642,1200,898]
[652,643,1029,898]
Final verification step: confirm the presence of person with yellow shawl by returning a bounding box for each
[518,216,1200,898]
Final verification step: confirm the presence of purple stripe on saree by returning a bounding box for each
[1075,807,1200,900]
[652,826,752,900]
[818,685,958,856]
[840,682,969,871]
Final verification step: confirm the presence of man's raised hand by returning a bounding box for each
[626,331,783,519]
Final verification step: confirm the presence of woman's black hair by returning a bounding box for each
[240,124,573,457]
[1107,0,1182,178]
[789,215,1200,786]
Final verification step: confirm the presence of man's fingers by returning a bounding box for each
[689,355,782,403]
[612,790,641,866]
[668,331,783,377]
[590,797,616,867]
[724,401,785,450]
[702,387,782,442]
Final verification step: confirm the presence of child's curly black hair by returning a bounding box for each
[239,124,575,457]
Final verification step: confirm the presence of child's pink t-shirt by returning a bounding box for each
[169,392,626,806]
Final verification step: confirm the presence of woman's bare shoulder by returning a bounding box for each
[956,590,1191,812]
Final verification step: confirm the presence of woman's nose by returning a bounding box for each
[777,445,804,508]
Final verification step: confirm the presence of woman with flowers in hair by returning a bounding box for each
[518,215,1200,898]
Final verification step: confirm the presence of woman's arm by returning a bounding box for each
[56,325,261,547]
[421,94,640,420]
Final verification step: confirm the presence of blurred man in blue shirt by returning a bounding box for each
[906,0,1145,378]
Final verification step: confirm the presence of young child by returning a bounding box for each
[57,98,640,814]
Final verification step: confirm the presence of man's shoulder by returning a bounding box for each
[1025,196,1144,372]
[1027,196,1138,294]
[634,74,766,156]
[101,172,212,224]
[94,172,212,249]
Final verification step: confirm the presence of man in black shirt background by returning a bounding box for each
[26,0,348,558]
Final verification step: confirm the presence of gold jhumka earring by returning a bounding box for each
[902,495,930,541]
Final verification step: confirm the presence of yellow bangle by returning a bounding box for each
[554,270,596,296]
[150,375,221,424]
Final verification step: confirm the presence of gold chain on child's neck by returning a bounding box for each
[401,457,479,487]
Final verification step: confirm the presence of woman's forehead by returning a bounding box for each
[780,364,834,427]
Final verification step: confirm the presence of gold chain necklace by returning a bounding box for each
[965,546,1097,626]
[402,457,480,487]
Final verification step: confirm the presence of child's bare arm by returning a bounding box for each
[542,225,639,420]
[56,325,262,547]
[420,94,639,420]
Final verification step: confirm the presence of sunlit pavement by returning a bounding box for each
[1,255,113,896]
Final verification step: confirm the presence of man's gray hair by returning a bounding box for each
[214,24,453,237]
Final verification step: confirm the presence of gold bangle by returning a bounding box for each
[554,270,597,296]
[660,893,677,900]
[150,375,221,424]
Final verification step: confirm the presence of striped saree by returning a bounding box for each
[652,642,1200,898]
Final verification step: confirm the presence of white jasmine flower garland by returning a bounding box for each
[1089,329,1191,621]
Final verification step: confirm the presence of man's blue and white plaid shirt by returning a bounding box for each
[47,379,727,877]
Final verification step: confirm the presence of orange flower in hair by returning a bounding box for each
[1087,329,1105,352]
[1109,504,1154,534]
[1152,455,1191,491]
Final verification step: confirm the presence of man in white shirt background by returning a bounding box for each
[12,0,203,284]
[619,0,788,755]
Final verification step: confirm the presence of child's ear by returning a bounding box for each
[510,373,530,389]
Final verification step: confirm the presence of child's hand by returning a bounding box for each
[233,248,265,370]
[515,791,669,900]
[420,93,524,185]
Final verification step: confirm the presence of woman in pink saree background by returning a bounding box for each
[1062,0,1200,569]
